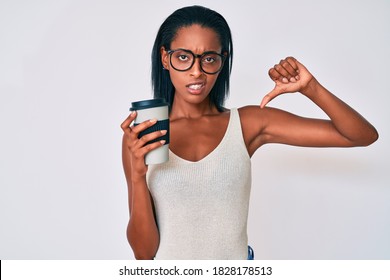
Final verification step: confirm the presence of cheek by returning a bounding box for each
[168,71,184,88]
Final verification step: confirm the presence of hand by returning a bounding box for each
[121,111,167,178]
[260,57,316,108]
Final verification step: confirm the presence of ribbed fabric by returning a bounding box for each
[147,108,251,259]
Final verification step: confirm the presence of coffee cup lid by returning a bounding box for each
[130,98,168,111]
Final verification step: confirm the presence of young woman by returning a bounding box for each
[121,6,378,260]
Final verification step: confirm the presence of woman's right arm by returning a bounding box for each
[121,111,166,259]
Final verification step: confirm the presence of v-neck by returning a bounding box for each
[169,110,233,163]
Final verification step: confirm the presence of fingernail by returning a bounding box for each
[282,77,288,83]
[150,118,157,123]
[295,75,300,80]
[160,140,166,145]
[131,111,136,116]
[161,130,167,135]
[290,77,296,82]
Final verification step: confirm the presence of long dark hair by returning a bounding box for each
[151,5,233,112]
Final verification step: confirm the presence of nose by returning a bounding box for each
[189,57,203,78]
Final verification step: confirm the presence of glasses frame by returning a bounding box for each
[167,48,226,75]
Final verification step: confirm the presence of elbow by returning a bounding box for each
[363,127,379,146]
[126,222,158,260]
[130,242,156,260]
[355,127,379,147]
[133,252,155,260]
[128,237,156,260]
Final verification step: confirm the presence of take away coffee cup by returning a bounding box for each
[130,98,169,165]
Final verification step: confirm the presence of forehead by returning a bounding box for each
[171,24,221,52]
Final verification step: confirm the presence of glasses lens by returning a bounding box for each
[200,53,223,74]
[170,50,194,71]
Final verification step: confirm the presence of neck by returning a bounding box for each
[170,97,219,120]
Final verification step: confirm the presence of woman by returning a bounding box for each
[121,5,378,260]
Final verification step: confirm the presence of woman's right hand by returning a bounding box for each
[121,111,167,179]
[121,111,162,259]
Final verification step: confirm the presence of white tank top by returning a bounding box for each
[147,108,251,259]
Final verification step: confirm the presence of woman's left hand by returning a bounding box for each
[260,57,316,108]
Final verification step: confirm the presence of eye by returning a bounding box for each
[205,57,215,63]
[177,54,189,61]
[202,55,218,64]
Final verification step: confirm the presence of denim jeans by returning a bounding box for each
[247,245,254,260]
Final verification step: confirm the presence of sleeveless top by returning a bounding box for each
[147,108,251,259]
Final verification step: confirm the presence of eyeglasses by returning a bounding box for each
[167,48,226,75]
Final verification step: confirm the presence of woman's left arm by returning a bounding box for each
[240,57,378,155]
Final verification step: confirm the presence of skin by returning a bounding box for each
[121,24,378,259]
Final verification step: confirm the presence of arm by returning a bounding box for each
[240,57,378,156]
[121,112,166,259]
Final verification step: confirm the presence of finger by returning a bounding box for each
[277,60,293,77]
[131,118,158,134]
[135,129,167,149]
[270,65,292,84]
[273,60,299,83]
[280,58,299,80]
[285,57,299,71]
[120,111,137,131]
[259,95,270,109]
[136,139,167,159]
[268,67,282,82]
[260,87,281,108]
[273,64,290,83]
[285,57,300,80]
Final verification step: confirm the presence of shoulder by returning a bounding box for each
[235,106,269,155]
[237,105,272,128]
[238,105,292,125]
[237,105,291,155]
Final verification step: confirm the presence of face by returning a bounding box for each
[161,24,223,108]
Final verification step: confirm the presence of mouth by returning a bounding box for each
[186,82,206,94]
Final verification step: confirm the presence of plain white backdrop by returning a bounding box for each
[0,0,389,259]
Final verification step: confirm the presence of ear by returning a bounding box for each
[160,47,169,70]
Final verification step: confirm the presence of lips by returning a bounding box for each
[188,83,203,90]
[186,81,206,94]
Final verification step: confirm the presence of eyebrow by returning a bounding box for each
[169,48,222,55]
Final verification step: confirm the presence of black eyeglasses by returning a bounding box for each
[167,48,226,75]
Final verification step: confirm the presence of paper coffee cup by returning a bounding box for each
[130,98,169,165]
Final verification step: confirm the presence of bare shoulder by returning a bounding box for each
[238,105,299,126]
[237,106,270,155]
[238,105,264,120]
[237,105,277,130]
[237,105,300,155]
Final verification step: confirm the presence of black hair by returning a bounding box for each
[151,5,233,112]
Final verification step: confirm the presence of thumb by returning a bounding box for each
[260,86,282,108]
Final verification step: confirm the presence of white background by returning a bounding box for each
[0,0,389,259]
